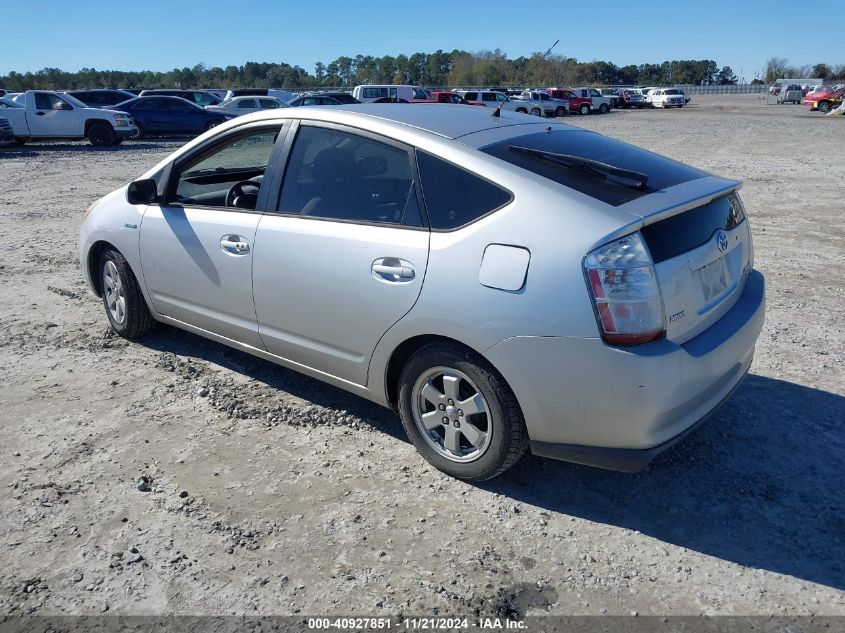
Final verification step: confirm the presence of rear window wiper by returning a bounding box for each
[508,145,649,191]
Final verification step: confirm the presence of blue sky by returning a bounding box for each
[1,1,842,80]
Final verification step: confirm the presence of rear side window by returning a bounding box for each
[416,151,512,230]
[277,125,421,227]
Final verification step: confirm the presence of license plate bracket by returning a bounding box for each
[699,257,728,303]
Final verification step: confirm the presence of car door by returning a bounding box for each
[252,121,430,385]
[165,99,200,133]
[28,92,80,136]
[236,98,259,114]
[139,123,288,348]
[132,98,167,133]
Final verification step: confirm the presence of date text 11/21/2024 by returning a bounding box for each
[306,617,527,630]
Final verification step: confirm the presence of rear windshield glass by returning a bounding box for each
[479,130,704,206]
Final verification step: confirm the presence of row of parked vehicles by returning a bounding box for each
[0,83,692,146]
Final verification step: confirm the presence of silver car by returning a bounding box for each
[80,105,765,480]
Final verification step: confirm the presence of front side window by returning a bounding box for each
[258,98,279,108]
[167,99,194,111]
[277,125,420,226]
[237,99,257,109]
[416,151,511,230]
[35,93,69,110]
[171,127,282,209]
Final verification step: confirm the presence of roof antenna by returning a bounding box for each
[491,39,559,117]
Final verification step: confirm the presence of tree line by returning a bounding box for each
[764,58,845,83]
[1,50,842,92]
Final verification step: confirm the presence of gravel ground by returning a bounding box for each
[0,94,843,617]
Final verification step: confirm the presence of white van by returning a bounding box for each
[352,85,429,103]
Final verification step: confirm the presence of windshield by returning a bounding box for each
[664,89,680,95]
[62,94,89,108]
[480,130,705,206]
[0,97,24,109]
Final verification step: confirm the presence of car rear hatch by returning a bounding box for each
[638,192,752,343]
[476,127,753,345]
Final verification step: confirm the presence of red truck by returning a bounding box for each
[803,87,845,113]
[547,87,593,115]
[412,91,485,106]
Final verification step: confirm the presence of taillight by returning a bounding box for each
[584,232,665,346]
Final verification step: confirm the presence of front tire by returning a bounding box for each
[530,107,542,117]
[555,106,567,118]
[398,343,528,481]
[598,103,609,114]
[99,249,155,339]
[87,122,116,147]
[132,122,145,139]
[819,101,830,113]
[579,103,590,115]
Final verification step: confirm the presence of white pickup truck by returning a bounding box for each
[453,89,569,118]
[0,90,136,146]
[509,90,570,117]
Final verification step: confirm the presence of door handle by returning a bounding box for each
[372,264,414,278]
[372,258,415,282]
[35,111,46,116]
[220,236,250,254]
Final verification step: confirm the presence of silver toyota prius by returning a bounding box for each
[80,104,765,480]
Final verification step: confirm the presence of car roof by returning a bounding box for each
[231,103,580,146]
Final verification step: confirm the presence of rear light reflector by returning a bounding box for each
[584,232,665,346]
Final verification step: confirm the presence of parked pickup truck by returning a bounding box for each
[508,90,569,117]
[803,87,845,113]
[417,91,484,106]
[1,90,136,146]
[572,87,613,113]
[547,88,591,114]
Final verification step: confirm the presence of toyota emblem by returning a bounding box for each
[717,231,729,253]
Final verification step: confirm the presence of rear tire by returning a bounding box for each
[99,249,155,339]
[530,107,542,117]
[516,107,527,114]
[819,101,830,113]
[205,120,221,132]
[599,103,609,114]
[398,342,528,481]
[87,122,116,147]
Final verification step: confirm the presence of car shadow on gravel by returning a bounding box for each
[482,374,845,591]
[136,324,845,590]
[139,325,406,442]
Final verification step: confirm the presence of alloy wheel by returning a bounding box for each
[411,366,492,463]
[103,260,126,325]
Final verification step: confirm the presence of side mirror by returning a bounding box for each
[127,179,158,205]
[61,102,73,111]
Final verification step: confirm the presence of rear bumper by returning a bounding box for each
[484,270,765,471]
[529,363,748,472]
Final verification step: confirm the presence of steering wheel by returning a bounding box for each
[226,179,261,208]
